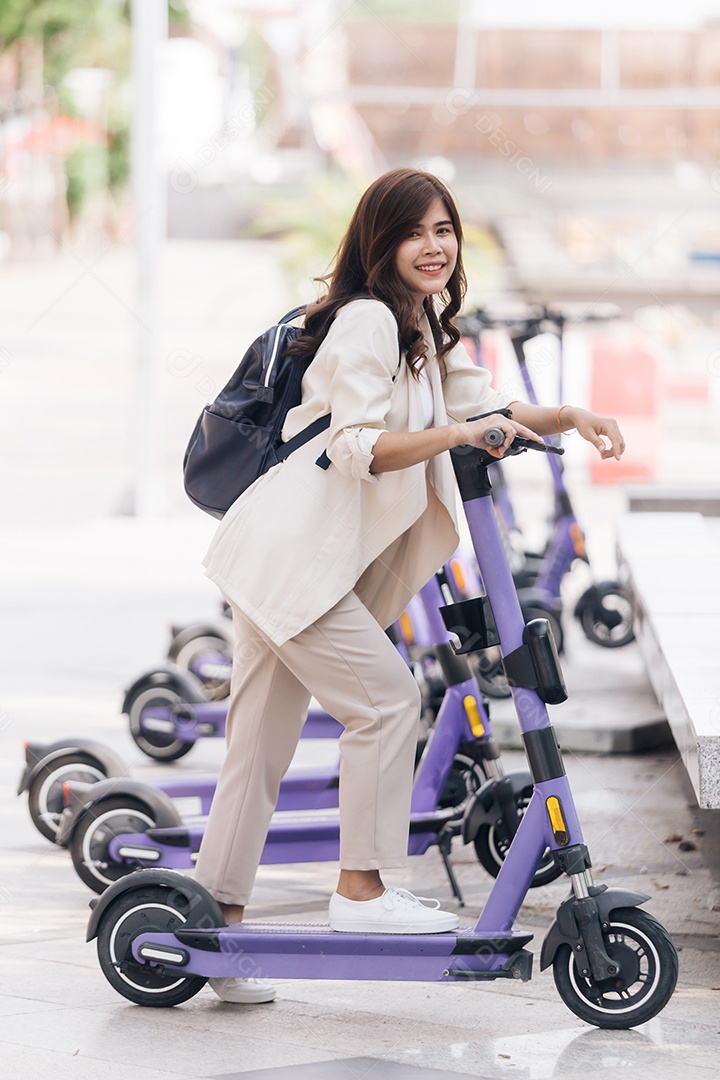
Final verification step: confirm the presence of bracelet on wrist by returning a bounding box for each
[556,405,576,434]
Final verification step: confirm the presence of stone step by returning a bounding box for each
[616,512,720,809]
[626,485,720,516]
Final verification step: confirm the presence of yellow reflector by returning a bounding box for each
[463,695,485,737]
[569,522,587,559]
[546,796,569,846]
[399,611,414,645]
[450,558,466,595]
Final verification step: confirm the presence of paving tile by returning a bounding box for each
[210,1059,493,1080]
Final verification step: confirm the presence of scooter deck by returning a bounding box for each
[110,806,457,870]
[133,923,534,983]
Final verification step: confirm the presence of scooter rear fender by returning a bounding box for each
[56,778,182,848]
[168,621,233,653]
[86,868,217,942]
[540,886,650,971]
[461,770,533,844]
[121,664,208,715]
[17,739,126,796]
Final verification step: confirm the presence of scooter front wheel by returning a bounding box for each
[577,582,635,648]
[97,884,221,1006]
[28,754,108,842]
[473,789,563,888]
[522,604,564,655]
[437,753,486,810]
[471,649,511,699]
[553,907,678,1028]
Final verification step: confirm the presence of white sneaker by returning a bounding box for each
[328,887,460,934]
[208,977,277,1003]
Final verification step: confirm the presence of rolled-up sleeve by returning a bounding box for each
[442,339,513,422]
[339,425,384,479]
[320,300,400,482]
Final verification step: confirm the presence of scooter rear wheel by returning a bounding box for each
[97,884,221,1006]
[28,754,108,842]
[553,907,678,1028]
[128,687,195,762]
[168,629,232,700]
[473,788,563,888]
[69,797,166,894]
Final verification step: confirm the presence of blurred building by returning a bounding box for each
[347,25,720,165]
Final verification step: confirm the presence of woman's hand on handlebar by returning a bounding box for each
[562,407,625,461]
[453,414,544,459]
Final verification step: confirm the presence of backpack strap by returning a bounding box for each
[277,300,405,472]
[279,306,307,324]
[276,413,331,463]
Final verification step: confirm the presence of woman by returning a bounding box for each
[194,167,624,1003]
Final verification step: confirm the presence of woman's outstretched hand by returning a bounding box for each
[562,407,626,460]
[453,414,544,459]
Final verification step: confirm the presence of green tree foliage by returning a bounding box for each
[0,2,190,220]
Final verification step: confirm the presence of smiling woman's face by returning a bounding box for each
[394,196,458,311]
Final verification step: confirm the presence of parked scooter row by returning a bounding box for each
[19,566,562,904]
[82,430,677,1028]
[459,301,635,655]
[122,559,467,762]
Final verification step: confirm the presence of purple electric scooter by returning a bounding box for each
[86,428,678,1028]
[120,663,343,763]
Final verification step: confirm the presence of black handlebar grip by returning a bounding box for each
[484,427,506,448]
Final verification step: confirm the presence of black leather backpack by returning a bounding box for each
[183,306,330,519]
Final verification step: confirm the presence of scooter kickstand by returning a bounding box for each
[437,824,464,907]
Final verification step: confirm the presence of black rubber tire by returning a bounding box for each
[578,582,635,649]
[553,907,678,1028]
[522,604,564,655]
[69,797,160,894]
[473,788,563,889]
[28,754,108,842]
[168,629,232,668]
[168,630,232,700]
[437,753,486,811]
[97,883,222,1006]
[127,686,195,762]
[471,650,511,699]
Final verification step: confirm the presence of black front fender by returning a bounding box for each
[121,664,208,715]
[86,868,216,941]
[461,770,533,844]
[540,887,650,970]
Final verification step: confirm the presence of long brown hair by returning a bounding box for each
[286,167,467,377]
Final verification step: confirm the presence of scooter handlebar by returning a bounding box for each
[472,417,564,459]
[506,435,564,457]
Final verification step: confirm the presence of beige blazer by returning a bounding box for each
[202,298,509,645]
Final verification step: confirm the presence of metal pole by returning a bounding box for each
[130,0,167,516]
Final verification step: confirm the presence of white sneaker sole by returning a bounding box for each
[329,917,460,934]
[208,978,277,1003]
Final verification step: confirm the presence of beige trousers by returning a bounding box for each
[193,590,422,906]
